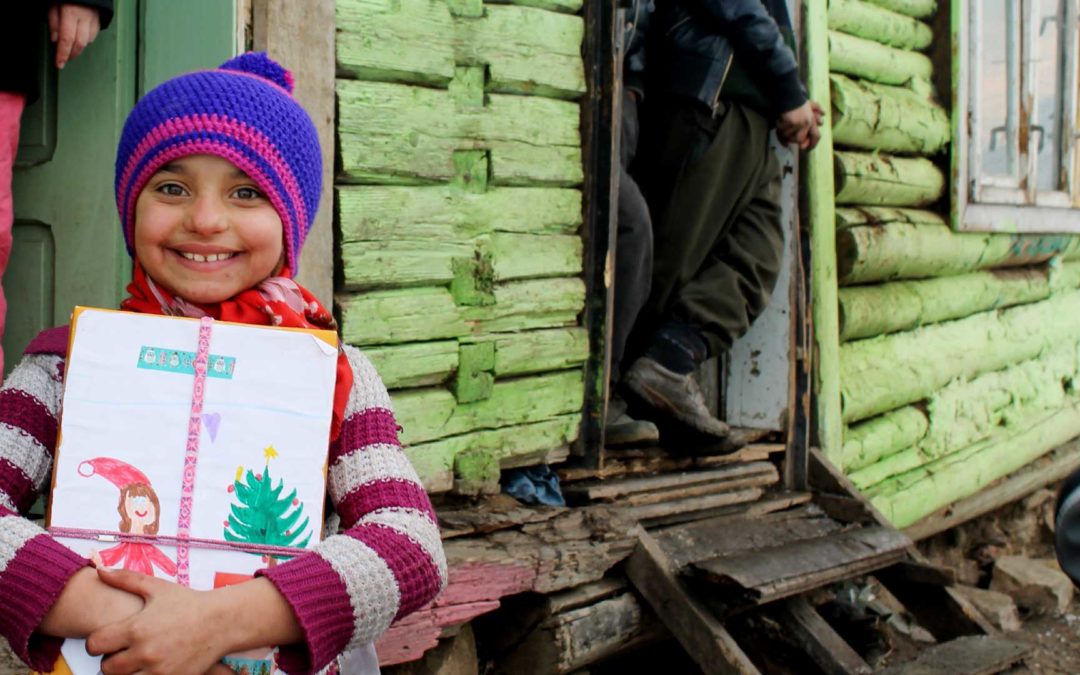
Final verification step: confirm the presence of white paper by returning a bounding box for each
[49,309,338,674]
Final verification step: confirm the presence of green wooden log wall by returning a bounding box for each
[836,218,1080,284]
[834,151,944,206]
[839,289,1080,423]
[838,262,1080,340]
[870,402,1080,527]
[828,30,933,85]
[828,0,932,50]
[849,347,1078,489]
[335,0,587,493]
[862,0,937,19]
[838,406,928,472]
[830,74,948,154]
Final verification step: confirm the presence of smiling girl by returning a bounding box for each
[0,53,446,675]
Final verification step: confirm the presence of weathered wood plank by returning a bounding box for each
[489,0,584,13]
[692,526,910,605]
[830,74,947,154]
[437,493,567,539]
[485,327,589,376]
[775,597,871,675]
[876,636,1028,675]
[337,79,582,186]
[338,277,585,346]
[834,151,944,206]
[337,0,585,98]
[565,463,777,502]
[394,370,584,446]
[366,340,459,389]
[625,528,761,675]
[655,506,845,570]
[828,30,933,85]
[635,491,813,530]
[626,488,766,526]
[828,0,932,50]
[337,185,582,242]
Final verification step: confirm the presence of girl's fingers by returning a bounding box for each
[55,10,78,68]
[99,648,142,675]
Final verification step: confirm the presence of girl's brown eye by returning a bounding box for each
[160,183,185,197]
[235,187,262,200]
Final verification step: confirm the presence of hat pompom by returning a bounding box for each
[219,52,295,93]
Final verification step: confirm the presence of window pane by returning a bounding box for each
[978,0,1017,177]
[1034,0,1066,192]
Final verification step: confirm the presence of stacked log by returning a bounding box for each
[335,0,588,495]
[824,0,1080,528]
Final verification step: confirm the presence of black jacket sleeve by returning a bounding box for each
[67,0,114,30]
[690,0,807,113]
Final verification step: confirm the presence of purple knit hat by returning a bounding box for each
[115,52,321,272]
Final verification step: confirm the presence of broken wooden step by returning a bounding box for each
[876,635,1029,675]
[647,504,910,610]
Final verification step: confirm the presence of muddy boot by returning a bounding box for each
[623,356,730,441]
[605,394,660,447]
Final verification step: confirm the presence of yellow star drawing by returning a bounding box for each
[264,445,279,462]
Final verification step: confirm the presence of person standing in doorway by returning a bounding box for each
[0,1,113,371]
[623,0,824,447]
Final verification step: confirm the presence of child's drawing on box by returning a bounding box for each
[78,458,178,578]
[0,52,447,675]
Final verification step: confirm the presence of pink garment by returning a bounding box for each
[98,540,179,577]
[0,92,25,374]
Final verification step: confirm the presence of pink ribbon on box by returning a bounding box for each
[174,316,214,586]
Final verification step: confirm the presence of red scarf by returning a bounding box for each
[122,263,352,441]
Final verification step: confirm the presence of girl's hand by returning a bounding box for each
[87,568,231,675]
[47,2,102,69]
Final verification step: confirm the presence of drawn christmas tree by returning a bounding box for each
[224,445,311,563]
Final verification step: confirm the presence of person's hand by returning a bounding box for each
[47,2,102,69]
[776,100,825,151]
[87,568,232,675]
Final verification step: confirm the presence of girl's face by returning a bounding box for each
[134,154,284,304]
[124,492,156,534]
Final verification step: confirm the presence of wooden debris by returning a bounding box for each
[690,526,909,608]
[495,581,668,674]
[563,462,778,504]
[377,505,636,665]
[861,0,937,20]
[876,635,1028,675]
[558,442,784,483]
[775,597,871,675]
[625,527,760,675]
[436,493,567,539]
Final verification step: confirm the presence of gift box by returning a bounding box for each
[44,307,339,674]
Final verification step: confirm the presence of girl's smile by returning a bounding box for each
[134,154,285,304]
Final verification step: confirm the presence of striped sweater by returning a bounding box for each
[0,332,447,674]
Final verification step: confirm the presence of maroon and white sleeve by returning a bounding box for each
[259,345,447,674]
[0,354,91,671]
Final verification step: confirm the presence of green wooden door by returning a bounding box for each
[5,0,235,375]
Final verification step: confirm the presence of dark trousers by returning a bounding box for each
[629,97,784,357]
[611,90,654,380]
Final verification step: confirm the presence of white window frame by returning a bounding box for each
[954,0,1080,232]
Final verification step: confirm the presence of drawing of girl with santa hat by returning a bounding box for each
[78,457,178,577]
